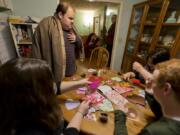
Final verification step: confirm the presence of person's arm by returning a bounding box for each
[145,92,162,119]
[60,78,91,94]
[114,110,128,135]
[67,100,90,131]
[133,62,152,81]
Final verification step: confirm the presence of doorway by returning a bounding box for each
[60,0,121,69]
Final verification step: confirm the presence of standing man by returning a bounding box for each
[32,2,84,84]
[105,14,117,66]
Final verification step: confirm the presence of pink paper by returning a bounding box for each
[113,86,132,94]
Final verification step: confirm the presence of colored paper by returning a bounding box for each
[65,100,80,110]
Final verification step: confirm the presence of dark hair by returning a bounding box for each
[55,2,72,15]
[0,58,61,133]
[151,49,170,65]
[85,33,99,46]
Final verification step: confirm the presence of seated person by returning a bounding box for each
[0,58,90,135]
[122,49,170,83]
[114,59,180,135]
[122,49,170,119]
[84,33,99,58]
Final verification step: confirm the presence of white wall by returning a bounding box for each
[12,0,57,18]
[11,0,147,71]
[111,0,147,71]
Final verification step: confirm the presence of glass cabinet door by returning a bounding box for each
[126,4,144,54]
[136,0,163,60]
[155,0,180,56]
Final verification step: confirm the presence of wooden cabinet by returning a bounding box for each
[122,0,180,72]
[9,22,34,57]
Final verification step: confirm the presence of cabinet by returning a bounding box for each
[122,0,180,72]
[9,22,34,57]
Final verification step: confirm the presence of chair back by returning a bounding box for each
[89,47,109,69]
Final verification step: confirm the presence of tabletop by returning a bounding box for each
[57,70,155,135]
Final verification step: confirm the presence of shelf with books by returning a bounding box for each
[9,22,34,57]
[0,0,12,11]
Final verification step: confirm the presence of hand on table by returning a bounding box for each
[78,100,90,116]
[67,32,76,43]
[122,72,135,81]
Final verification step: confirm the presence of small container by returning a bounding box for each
[87,69,97,77]
[99,113,108,123]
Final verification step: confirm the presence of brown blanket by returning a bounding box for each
[32,15,84,83]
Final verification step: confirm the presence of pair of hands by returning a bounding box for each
[122,62,143,81]
[76,78,92,115]
[67,32,76,43]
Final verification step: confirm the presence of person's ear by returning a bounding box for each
[163,82,172,96]
[58,12,63,19]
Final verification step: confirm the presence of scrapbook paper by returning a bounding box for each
[119,82,131,87]
[126,94,145,106]
[138,89,145,98]
[106,80,113,85]
[82,91,105,105]
[113,85,133,94]
[98,99,114,112]
[76,87,87,94]
[111,77,123,82]
[85,113,97,121]
[98,85,129,107]
[65,100,80,110]
[98,85,112,94]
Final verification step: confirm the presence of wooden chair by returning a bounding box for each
[89,47,109,69]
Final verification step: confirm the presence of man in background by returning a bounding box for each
[32,2,86,94]
[105,14,117,66]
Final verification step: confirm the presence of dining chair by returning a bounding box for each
[89,47,109,69]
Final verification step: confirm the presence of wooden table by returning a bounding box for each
[57,70,154,135]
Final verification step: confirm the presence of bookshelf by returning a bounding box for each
[0,0,12,11]
[9,22,34,57]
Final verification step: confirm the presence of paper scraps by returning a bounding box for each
[76,87,87,94]
[111,77,123,82]
[82,91,105,105]
[65,100,80,110]
[126,95,145,106]
[98,85,129,107]
[113,85,133,94]
[97,99,114,112]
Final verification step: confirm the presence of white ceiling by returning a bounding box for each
[60,0,120,11]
